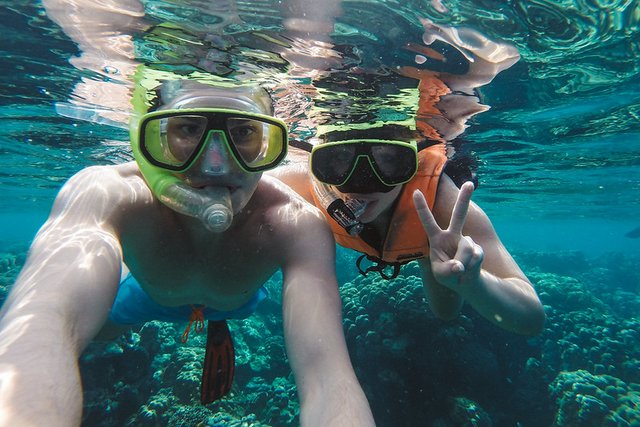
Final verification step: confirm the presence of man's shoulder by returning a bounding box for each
[56,162,151,212]
[236,177,334,264]
[244,177,329,248]
[64,162,143,192]
[258,175,325,220]
[70,162,139,180]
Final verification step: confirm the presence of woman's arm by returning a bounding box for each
[416,175,545,335]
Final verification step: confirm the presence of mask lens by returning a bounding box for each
[143,115,208,168]
[311,144,357,185]
[371,143,417,185]
[226,118,285,169]
[141,109,287,172]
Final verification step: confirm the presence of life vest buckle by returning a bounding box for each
[356,254,404,280]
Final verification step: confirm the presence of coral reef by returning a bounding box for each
[0,244,638,426]
[0,243,27,305]
[550,370,640,426]
[339,261,549,426]
[77,274,299,426]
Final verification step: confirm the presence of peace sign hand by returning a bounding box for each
[413,182,484,289]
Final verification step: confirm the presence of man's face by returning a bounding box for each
[166,116,263,215]
[148,86,282,215]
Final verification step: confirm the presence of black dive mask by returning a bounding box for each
[335,158,397,194]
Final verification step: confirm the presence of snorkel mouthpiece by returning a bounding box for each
[327,199,364,236]
[199,187,233,233]
[313,181,365,236]
[155,177,233,233]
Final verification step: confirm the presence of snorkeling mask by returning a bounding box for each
[133,107,287,232]
[131,74,287,233]
[308,139,419,194]
[138,108,287,174]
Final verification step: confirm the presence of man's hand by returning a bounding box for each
[413,181,483,289]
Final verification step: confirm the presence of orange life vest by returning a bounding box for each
[312,144,447,263]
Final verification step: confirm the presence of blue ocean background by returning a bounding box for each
[1,0,639,426]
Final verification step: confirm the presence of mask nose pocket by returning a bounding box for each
[336,157,395,194]
[197,131,233,176]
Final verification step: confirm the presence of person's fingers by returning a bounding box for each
[413,189,441,238]
[453,235,475,270]
[449,259,464,274]
[432,259,463,281]
[448,181,474,235]
[467,243,484,272]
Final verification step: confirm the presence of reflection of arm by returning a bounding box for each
[43,0,148,125]
[43,0,146,66]
[281,211,374,426]
[0,167,124,425]
[399,20,519,144]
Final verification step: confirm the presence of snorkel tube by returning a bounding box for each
[130,116,234,232]
[130,67,235,233]
[312,179,366,236]
[156,180,233,233]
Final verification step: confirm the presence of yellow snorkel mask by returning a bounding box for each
[130,68,288,232]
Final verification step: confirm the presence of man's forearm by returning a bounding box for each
[0,312,83,426]
[299,374,375,426]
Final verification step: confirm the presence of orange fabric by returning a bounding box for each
[415,77,450,143]
[395,68,450,143]
[313,144,447,263]
[181,305,206,343]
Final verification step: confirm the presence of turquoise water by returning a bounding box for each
[1,1,639,251]
[1,1,639,426]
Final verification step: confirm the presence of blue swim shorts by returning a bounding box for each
[108,274,268,325]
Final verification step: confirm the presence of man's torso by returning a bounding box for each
[93,162,304,311]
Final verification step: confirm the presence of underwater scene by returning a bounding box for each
[1,0,639,426]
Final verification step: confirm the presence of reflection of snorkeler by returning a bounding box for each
[42,0,344,129]
[0,78,374,426]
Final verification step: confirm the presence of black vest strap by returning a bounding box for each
[355,254,407,280]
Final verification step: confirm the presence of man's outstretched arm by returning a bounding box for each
[280,211,375,426]
[0,167,124,426]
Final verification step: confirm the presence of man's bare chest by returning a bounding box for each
[120,222,279,309]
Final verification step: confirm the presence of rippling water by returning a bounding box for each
[1,0,639,249]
